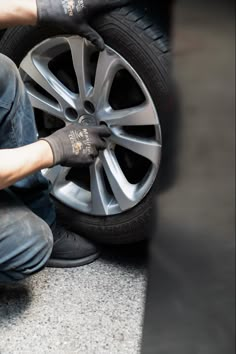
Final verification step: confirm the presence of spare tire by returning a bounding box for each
[0,6,172,244]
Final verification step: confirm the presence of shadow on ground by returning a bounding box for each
[101,241,149,269]
[0,284,32,327]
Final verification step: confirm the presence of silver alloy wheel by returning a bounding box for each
[20,36,162,216]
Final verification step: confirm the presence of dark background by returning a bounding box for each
[142,1,235,353]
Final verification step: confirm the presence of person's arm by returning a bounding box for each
[0,0,37,28]
[0,140,53,190]
[0,124,110,190]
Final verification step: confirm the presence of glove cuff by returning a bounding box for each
[40,137,62,166]
[36,0,47,23]
[36,0,59,24]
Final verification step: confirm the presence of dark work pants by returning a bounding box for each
[0,190,53,283]
[0,54,55,283]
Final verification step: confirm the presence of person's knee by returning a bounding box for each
[20,220,54,276]
[0,218,53,284]
[0,53,18,77]
[0,54,20,102]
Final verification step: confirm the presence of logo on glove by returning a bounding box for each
[76,0,85,12]
[61,0,85,16]
[68,129,92,156]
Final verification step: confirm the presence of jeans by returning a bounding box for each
[0,190,53,283]
[0,54,55,283]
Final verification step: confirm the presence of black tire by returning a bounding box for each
[0,6,172,245]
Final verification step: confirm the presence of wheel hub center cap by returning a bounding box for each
[78,114,97,126]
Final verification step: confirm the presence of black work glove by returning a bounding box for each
[41,124,110,167]
[36,0,130,50]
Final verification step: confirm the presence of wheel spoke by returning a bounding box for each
[90,159,111,215]
[91,49,121,108]
[67,36,93,101]
[111,130,161,166]
[20,53,78,112]
[100,149,136,211]
[43,165,66,186]
[100,102,157,127]
[25,83,65,121]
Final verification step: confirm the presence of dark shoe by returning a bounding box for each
[47,223,100,268]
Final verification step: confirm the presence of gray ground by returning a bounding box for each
[0,247,147,354]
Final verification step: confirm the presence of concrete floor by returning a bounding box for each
[0,246,147,354]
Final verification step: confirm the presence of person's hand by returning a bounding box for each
[36,0,130,50]
[41,124,111,167]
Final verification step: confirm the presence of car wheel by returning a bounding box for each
[0,6,171,244]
